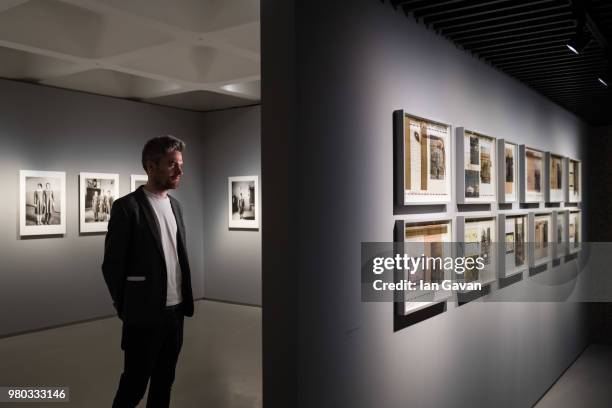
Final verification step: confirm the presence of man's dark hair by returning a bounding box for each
[141,135,186,171]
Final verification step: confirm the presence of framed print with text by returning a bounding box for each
[497,140,518,203]
[394,218,452,315]
[568,210,581,254]
[546,152,565,203]
[529,212,552,266]
[394,110,451,205]
[456,128,496,203]
[566,158,581,203]
[498,213,528,278]
[520,146,544,203]
[456,215,497,288]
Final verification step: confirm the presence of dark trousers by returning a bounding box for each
[112,304,184,408]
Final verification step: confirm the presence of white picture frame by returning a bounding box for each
[456,214,497,289]
[130,174,148,192]
[19,170,66,236]
[394,218,453,315]
[568,210,581,254]
[79,172,119,233]
[529,211,553,267]
[498,212,529,278]
[566,158,582,203]
[553,210,568,259]
[394,110,452,205]
[456,128,497,204]
[498,139,519,203]
[545,152,565,203]
[520,145,545,203]
[228,175,259,229]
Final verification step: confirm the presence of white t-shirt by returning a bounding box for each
[143,189,183,306]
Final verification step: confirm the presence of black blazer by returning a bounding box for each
[102,186,194,325]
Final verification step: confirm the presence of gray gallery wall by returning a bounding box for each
[0,79,261,337]
[262,1,591,407]
[200,106,262,306]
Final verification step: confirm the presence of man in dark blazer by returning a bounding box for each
[102,135,194,408]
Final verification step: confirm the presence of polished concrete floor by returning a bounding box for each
[0,300,262,407]
[534,344,612,408]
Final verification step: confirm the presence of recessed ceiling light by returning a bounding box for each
[598,77,608,87]
[566,44,579,55]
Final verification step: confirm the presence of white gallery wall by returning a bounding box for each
[0,79,261,337]
[262,0,591,407]
[201,106,262,306]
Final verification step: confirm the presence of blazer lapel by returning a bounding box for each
[169,196,186,247]
[135,186,165,259]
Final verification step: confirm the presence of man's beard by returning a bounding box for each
[152,176,179,190]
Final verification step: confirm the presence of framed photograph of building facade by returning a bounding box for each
[79,172,119,233]
[228,175,259,229]
[529,211,552,266]
[498,213,528,278]
[553,210,568,259]
[130,174,148,192]
[545,152,565,203]
[394,218,452,315]
[456,128,496,203]
[497,139,518,203]
[456,215,497,287]
[520,146,544,203]
[566,158,581,203]
[568,210,581,254]
[394,110,451,205]
[19,170,66,236]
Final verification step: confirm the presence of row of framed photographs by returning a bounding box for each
[393,110,582,206]
[19,170,261,236]
[394,209,581,316]
[19,170,148,236]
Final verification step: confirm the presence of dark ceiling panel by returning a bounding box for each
[386,0,612,124]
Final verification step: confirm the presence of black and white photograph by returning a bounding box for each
[469,136,479,165]
[465,169,480,198]
[461,130,496,203]
[79,172,119,233]
[429,135,445,180]
[130,174,148,192]
[228,175,259,229]
[19,170,66,236]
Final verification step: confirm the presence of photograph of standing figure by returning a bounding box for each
[80,173,119,233]
[228,175,259,229]
[19,170,66,236]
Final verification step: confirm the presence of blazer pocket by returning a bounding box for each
[126,276,146,282]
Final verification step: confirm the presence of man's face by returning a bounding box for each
[148,150,184,190]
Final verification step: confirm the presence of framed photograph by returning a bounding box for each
[394,110,451,205]
[545,152,565,203]
[19,170,66,236]
[498,213,528,278]
[79,172,119,233]
[568,210,581,254]
[456,215,497,288]
[520,145,544,203]
[497,140,518,203]
[566,158,581,203]
[553,210,568,259]
[394,218,452,315]
[228,175,259,229]
[456,128,496,203]
[529,212,552,266]
[130,174,148,192]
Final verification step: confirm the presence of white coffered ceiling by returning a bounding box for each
[0,0,260,111]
